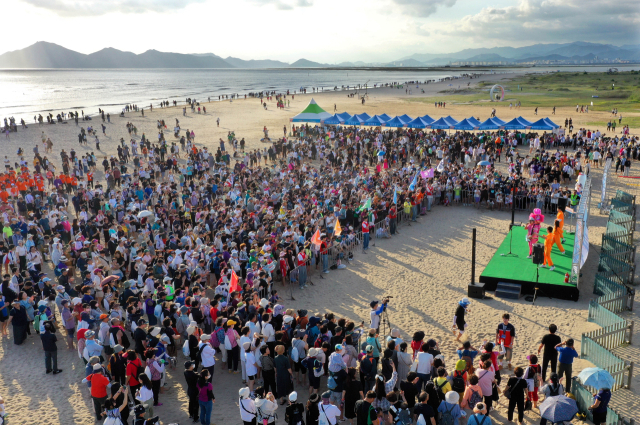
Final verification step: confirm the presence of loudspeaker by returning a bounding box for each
[532,243,544,265]
[468,282,486,299]
[557,197,568,209]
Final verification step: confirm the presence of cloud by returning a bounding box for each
[439,0,640,46]
[249,0,314,9]
[392,0,457,17]
[20,0,206,16]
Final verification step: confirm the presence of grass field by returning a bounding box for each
[410,71,640,114]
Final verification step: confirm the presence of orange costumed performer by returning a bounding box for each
[539,226,555,271]
[553,219,565,254]
[556,205,566,244]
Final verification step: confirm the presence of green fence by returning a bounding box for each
[615,190,636,207]
[611,198,636,218]
[598,253,635,286]
[601,234,636,265]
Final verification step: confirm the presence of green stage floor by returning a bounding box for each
[480,226,575,287]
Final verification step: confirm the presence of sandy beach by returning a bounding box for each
[0,71,639,425]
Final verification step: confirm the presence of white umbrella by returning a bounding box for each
[137,210,154,219]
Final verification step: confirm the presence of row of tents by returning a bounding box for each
[290,99,560,131]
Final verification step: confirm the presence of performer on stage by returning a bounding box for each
[524,208,544,258]
[539,226,556,271]
[556,205,566,244]
[553,219,565,254]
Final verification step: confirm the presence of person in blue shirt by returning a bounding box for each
[555,338,579,392]
[457,341,479,361]
[589,387,611,425]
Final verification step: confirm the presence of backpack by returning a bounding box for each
[434,378,448,401]
[355,401,376,425]
[128,360,144,379]
[182,340,190,357]
[469,388,483,408]
[195,344,207,364]
[548,384,561,397]
[394,406,411,425]
[469,414,488,425]
[287,403,304,425]
[462,355,475,374]
[33,312,43,332]
[291,346,300,363]
[528,366,541,388]
[439,404,455,425]
[215,327,226,347]
[451,371,465,393]
[311,358,324,378]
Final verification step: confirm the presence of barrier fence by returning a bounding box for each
[580,190,636,393]
[572,378,636,425]
[600,158,613,214]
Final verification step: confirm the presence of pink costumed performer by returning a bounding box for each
[525,208,545,257]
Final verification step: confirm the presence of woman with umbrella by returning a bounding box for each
[578,367,615,425]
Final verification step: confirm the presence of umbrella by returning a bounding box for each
[578,367,615,389]
[540,395,578,423]
[101,275,120,286]
[477,160,491,166]
[137,210,154,218]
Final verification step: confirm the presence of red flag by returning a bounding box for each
[229,270,240,293]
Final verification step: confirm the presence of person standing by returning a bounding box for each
[239,387,257,425]
[504,367,528,425]
[196,369,215,425]
[555,339,579,392]
[589,387,611,425]
[7,300,28,345]
[361,217,370,253]
[285,391,305,425]
[318,391,341,425]
[83,364,112,421]
[198,334,216,382]
[184,361,200,422]
[452,298,470,341]
[537,324,562,381]
[41,321,63,374]
[496,313,516,370]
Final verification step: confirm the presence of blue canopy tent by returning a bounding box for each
[356,113,371,121]
[454,118,479,131]
[492,117,507,125]
[517,116,533,126]
[421,115,436,125]
[443,116,460,126]
[363,115,387,126]
[321,114,345,125]
[503,116,532,130]
[467,117,482,127]
[383,116,406,128]
[543,117,560,128]
[344,115,365,126]
[337,112,352,120]
[378,113,392,122]
[405,117,428,128]
[529,118,555,131]
[430,117,454,130]
[478,117,504,130]
[397,114,413,124]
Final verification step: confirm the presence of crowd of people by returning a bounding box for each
[0,109,632,425]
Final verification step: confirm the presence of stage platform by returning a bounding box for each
[479,226,580,301]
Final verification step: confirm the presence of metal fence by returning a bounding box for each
[572,378,636,425]
[600,158,613,214]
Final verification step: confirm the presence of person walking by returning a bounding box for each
[239,387,257,425]
[496,313,516,369]
[555,339,579,392]
[83,364,112,421]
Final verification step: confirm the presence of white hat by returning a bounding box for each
[260,298,269,308]
[289,391,298,402]
[201,334,211,341]
[283,315,293,324]
[308,348,318,357]
[445,391,460,405]
[239,387,250,399]
[150,327,161,337]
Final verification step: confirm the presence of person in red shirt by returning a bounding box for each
[362,217,370,252]
[125,349,143,396]
[82,365,112,420]
[388,205,398,235]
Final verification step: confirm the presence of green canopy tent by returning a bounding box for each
[290,98,333,123]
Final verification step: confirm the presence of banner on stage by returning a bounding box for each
[572,220,589,269]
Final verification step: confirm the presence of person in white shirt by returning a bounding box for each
[238,387,257,424]
[198,334,216,381]
[318,391,341,425]
[261,314,276,343]
[239,329,252,382]
[243,342,258,393]
[415,344,435,391]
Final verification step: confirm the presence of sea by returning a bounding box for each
[0,64,637,120]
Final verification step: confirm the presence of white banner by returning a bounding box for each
[572,220,589,269]
[601,158,612,204]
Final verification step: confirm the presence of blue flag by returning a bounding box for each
[409,172,419,191]
[393,187,397,204]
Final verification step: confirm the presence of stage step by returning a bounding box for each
[495,282,522,299]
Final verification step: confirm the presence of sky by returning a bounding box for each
[1,0,638,63]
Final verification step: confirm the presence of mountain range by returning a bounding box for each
[0,41,638,69]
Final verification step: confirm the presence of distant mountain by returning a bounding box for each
[289,58,326,68]
[0,42,230,69]
[224,56,289,68]
[383,58,427,67]
[399,42,640,64]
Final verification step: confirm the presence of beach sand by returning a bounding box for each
[0,71,638,424]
